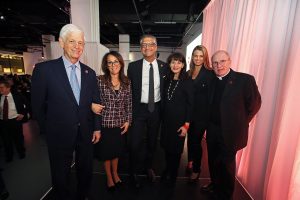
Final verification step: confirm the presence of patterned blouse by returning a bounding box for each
[97,76,132,128]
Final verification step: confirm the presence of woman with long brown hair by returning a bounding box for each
[93,51,132,191]
[186,45,214,183]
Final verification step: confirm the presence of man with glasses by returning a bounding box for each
[127,35,167,188]
[204,50,261,199]
[31,24,101,200]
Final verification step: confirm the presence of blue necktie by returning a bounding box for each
[70,65,80,104]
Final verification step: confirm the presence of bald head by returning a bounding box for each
[211,50,231,77]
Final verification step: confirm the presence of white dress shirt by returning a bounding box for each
[62,56,82,88]
[0,93,18,119]
[141,59,161,103]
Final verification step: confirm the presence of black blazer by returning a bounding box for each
[31,57,101,148]
[189,67,214,123]
[208,69,261,151]
[127,59,168,115]
[1,92,28,122]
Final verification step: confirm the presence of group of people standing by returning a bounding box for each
[31,23,261,200]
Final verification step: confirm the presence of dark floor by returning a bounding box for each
[0,121,252,200]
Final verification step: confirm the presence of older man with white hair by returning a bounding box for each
[31,24,101,200]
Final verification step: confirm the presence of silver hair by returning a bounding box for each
[59,24,84,42]
[140,34,157,45]
[211,50,231,61]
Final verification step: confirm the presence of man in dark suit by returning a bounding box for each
[31,24,101,200]
[0,80,27,162]
[127,35,167,187]
[203,50,261,199]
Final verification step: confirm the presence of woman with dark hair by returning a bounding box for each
[93,51,132,191]
[186,45,214,184]
[160,52,193,185]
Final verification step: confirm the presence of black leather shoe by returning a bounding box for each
[115,180,123,187]
[201,182,214,193]
[130,174,141,188]
[185,165,193,176]
[107,185,116,193]
[147,169,156,183]
[188,172,200,183]
[0,189,9,200]
[19,153,26,159]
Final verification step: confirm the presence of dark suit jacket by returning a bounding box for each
[1,92,28,122]
[31,57,100,148]
[208,69,261,151]
[189,67,214,124]
[127,59,167,116]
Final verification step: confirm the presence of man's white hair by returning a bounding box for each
[59,24,84,42]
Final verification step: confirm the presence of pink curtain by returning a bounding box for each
[202,0,300,199]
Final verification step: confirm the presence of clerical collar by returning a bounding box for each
[216,69,231,80]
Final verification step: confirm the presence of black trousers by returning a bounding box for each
[163,151,182,181]
[206,123,236,200]
[47,130,93,200]
[187,121,206,173]
[129,103,161,174]
[0,118,25,160]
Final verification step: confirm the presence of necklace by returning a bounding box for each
[167,80,180,101]
[111,79,120,90]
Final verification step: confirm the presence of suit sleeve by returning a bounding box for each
[245,75,261,122]
[31,64,47,133]
[127,63,133,80]
[92,74,101,131]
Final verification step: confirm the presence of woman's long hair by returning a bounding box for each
[100,51,130,87]
[188,45,212,77]
[166,52,188,80]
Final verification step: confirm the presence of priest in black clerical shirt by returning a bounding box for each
[203,50,261,200]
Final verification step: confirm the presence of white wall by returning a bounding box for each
[23,52,43,74]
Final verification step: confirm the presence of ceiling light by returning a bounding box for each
[154,21,176,24]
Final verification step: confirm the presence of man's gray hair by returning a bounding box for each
[59,24,84,42]
[140,34,157,45]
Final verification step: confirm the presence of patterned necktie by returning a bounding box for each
[70,65,80,104]
[3,96,8,120]
[148,63,155,112]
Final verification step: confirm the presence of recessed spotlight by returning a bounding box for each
[0,16,5,20]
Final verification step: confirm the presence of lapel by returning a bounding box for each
[136,59,143,94]
[54,57,78,105]
[79,63,89,105]
[157,60,166,95]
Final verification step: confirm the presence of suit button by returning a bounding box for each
[78,123,80,126]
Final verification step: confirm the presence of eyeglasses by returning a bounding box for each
[68,40,85,47]
[212,59,229,67]
[141,43,157,48]
[107,60,120,66]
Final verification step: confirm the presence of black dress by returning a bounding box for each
[161,78,194,154]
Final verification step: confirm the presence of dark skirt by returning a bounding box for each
[94,127,124,161]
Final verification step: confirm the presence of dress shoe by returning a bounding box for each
[115,180,123,187]
[147,169,156,183]
[0,189,9,200]
[188,172,200,183]
[5,158,12,163]
[160,170,169,183]
[185,165,193,176]
[201,182,215,193]
[19,153,26,159]
[130,174,141,188]
[107,185,116,193]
